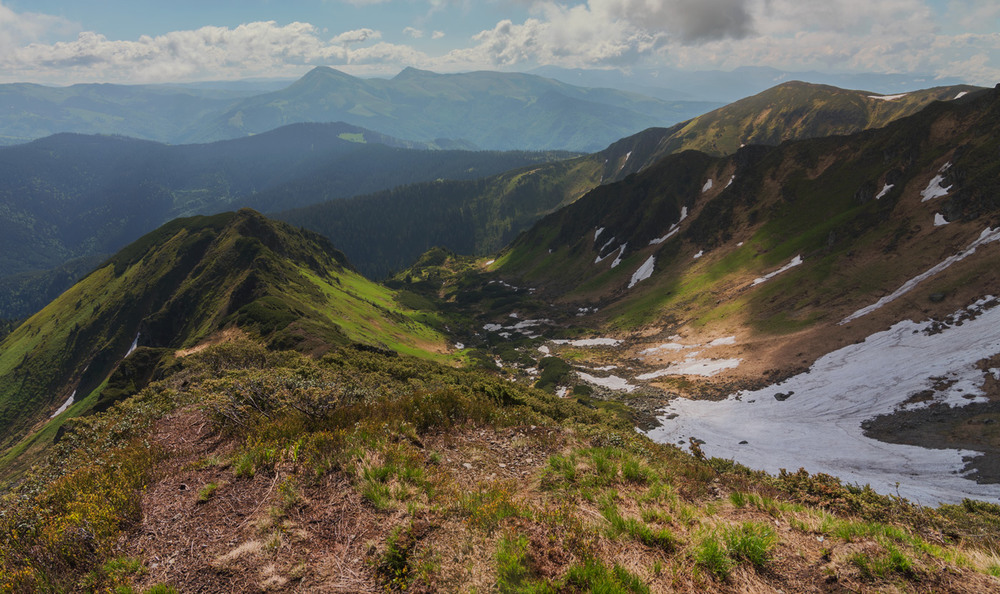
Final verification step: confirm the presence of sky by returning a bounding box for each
[0,0,998,86]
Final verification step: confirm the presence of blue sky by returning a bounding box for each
[0,0,997,85]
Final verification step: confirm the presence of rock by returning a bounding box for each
[774,391,794,401]
[738,440,749,445]
[462,462,472,470]
[929,292,946,303]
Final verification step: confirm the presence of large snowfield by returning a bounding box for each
[647,298,1000,506]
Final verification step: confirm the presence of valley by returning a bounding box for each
[2,71,1000,592]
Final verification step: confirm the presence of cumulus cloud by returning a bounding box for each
[0,0,997,86]
[330,28,381,44]
[0,1,75,52]
[0,19,417,83]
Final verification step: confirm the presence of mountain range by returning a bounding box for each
[0,66,719,151]
[1,75,1000,592]
[276,81,979,278]
[0,123,568,318]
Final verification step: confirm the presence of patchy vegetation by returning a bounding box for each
[1,338,998,592]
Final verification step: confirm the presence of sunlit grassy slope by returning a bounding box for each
[0,209,450,454]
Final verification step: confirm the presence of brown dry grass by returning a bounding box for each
[116,408,1000,593]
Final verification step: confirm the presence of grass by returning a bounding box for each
[197,482,220,503]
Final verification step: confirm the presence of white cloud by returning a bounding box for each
[330,28,381,44]
[0,20,414,83]
[0,0,996,86]
[0,1,75,52]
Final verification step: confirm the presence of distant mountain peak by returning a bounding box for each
[393,66,439,80]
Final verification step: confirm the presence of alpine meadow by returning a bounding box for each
[2,1,1000,592]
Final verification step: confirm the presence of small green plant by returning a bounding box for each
[496,533,532,593]
[724,522,778,570]
[850,544,915,580]
[460,483,521,533]
[601,503,675,551]
[621,458,651,484]
[729,491,747,507]
[694,533,732,580]
[564,559,648,594]
[197,482,220,503]
[378,523,417,590]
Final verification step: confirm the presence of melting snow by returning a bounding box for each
[708,336,737,346]
[875,183,894,199]
[125,333,140,358]
[484,323,503,331]
[954,91,969,99]
[556,386,569,398]
[485,259,496,266]
[638,356,740,379]
[934,213,949,227]
[868,93,909,101]
[640,343,694,355]
[628,256,655,289]
[921,163,952,201]
[841,227,1000,324]
[702,179,713,193]
[538,345,550,355]
[577,372,637,392]
[454,342,465,350]
[51,390,76,418]
[610,244,628,268]
[649,207,688,245]
[594,238,617,263]
[725,175,735,189]
[647,298,1000,505]
[595,227,605,241]
[693,250,704,259]
[553,338,622,347]
[751,255,803,286]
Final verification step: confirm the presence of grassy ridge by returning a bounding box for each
[0,209,450,456]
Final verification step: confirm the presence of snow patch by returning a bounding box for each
[693,250,703,259]
[555,386,569,398]
[577,372,637,393]
[841,227,1000,324]
[751,255,803,286]
[647,298,1000,505]
[649,207,688,245]
[484,259,495,266]
[628,256,655,289]
[954,91,968,99]
[51,390,76,418]
[934,213,949,227]
[538,345,550,355]
[702,178,713,193]
[708,336,737,346]
[868,93,908,101]
[553,337,622,347]
[638,356,740,379]
[921,174,951,201]
[125,333,140,358]
[875,183,894,199]
[725,175,735,189]
[594,237,617,263]
[610,244,627,268]
[454,342,465,350]
[640,343,693,355]
[595,227,605,242]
